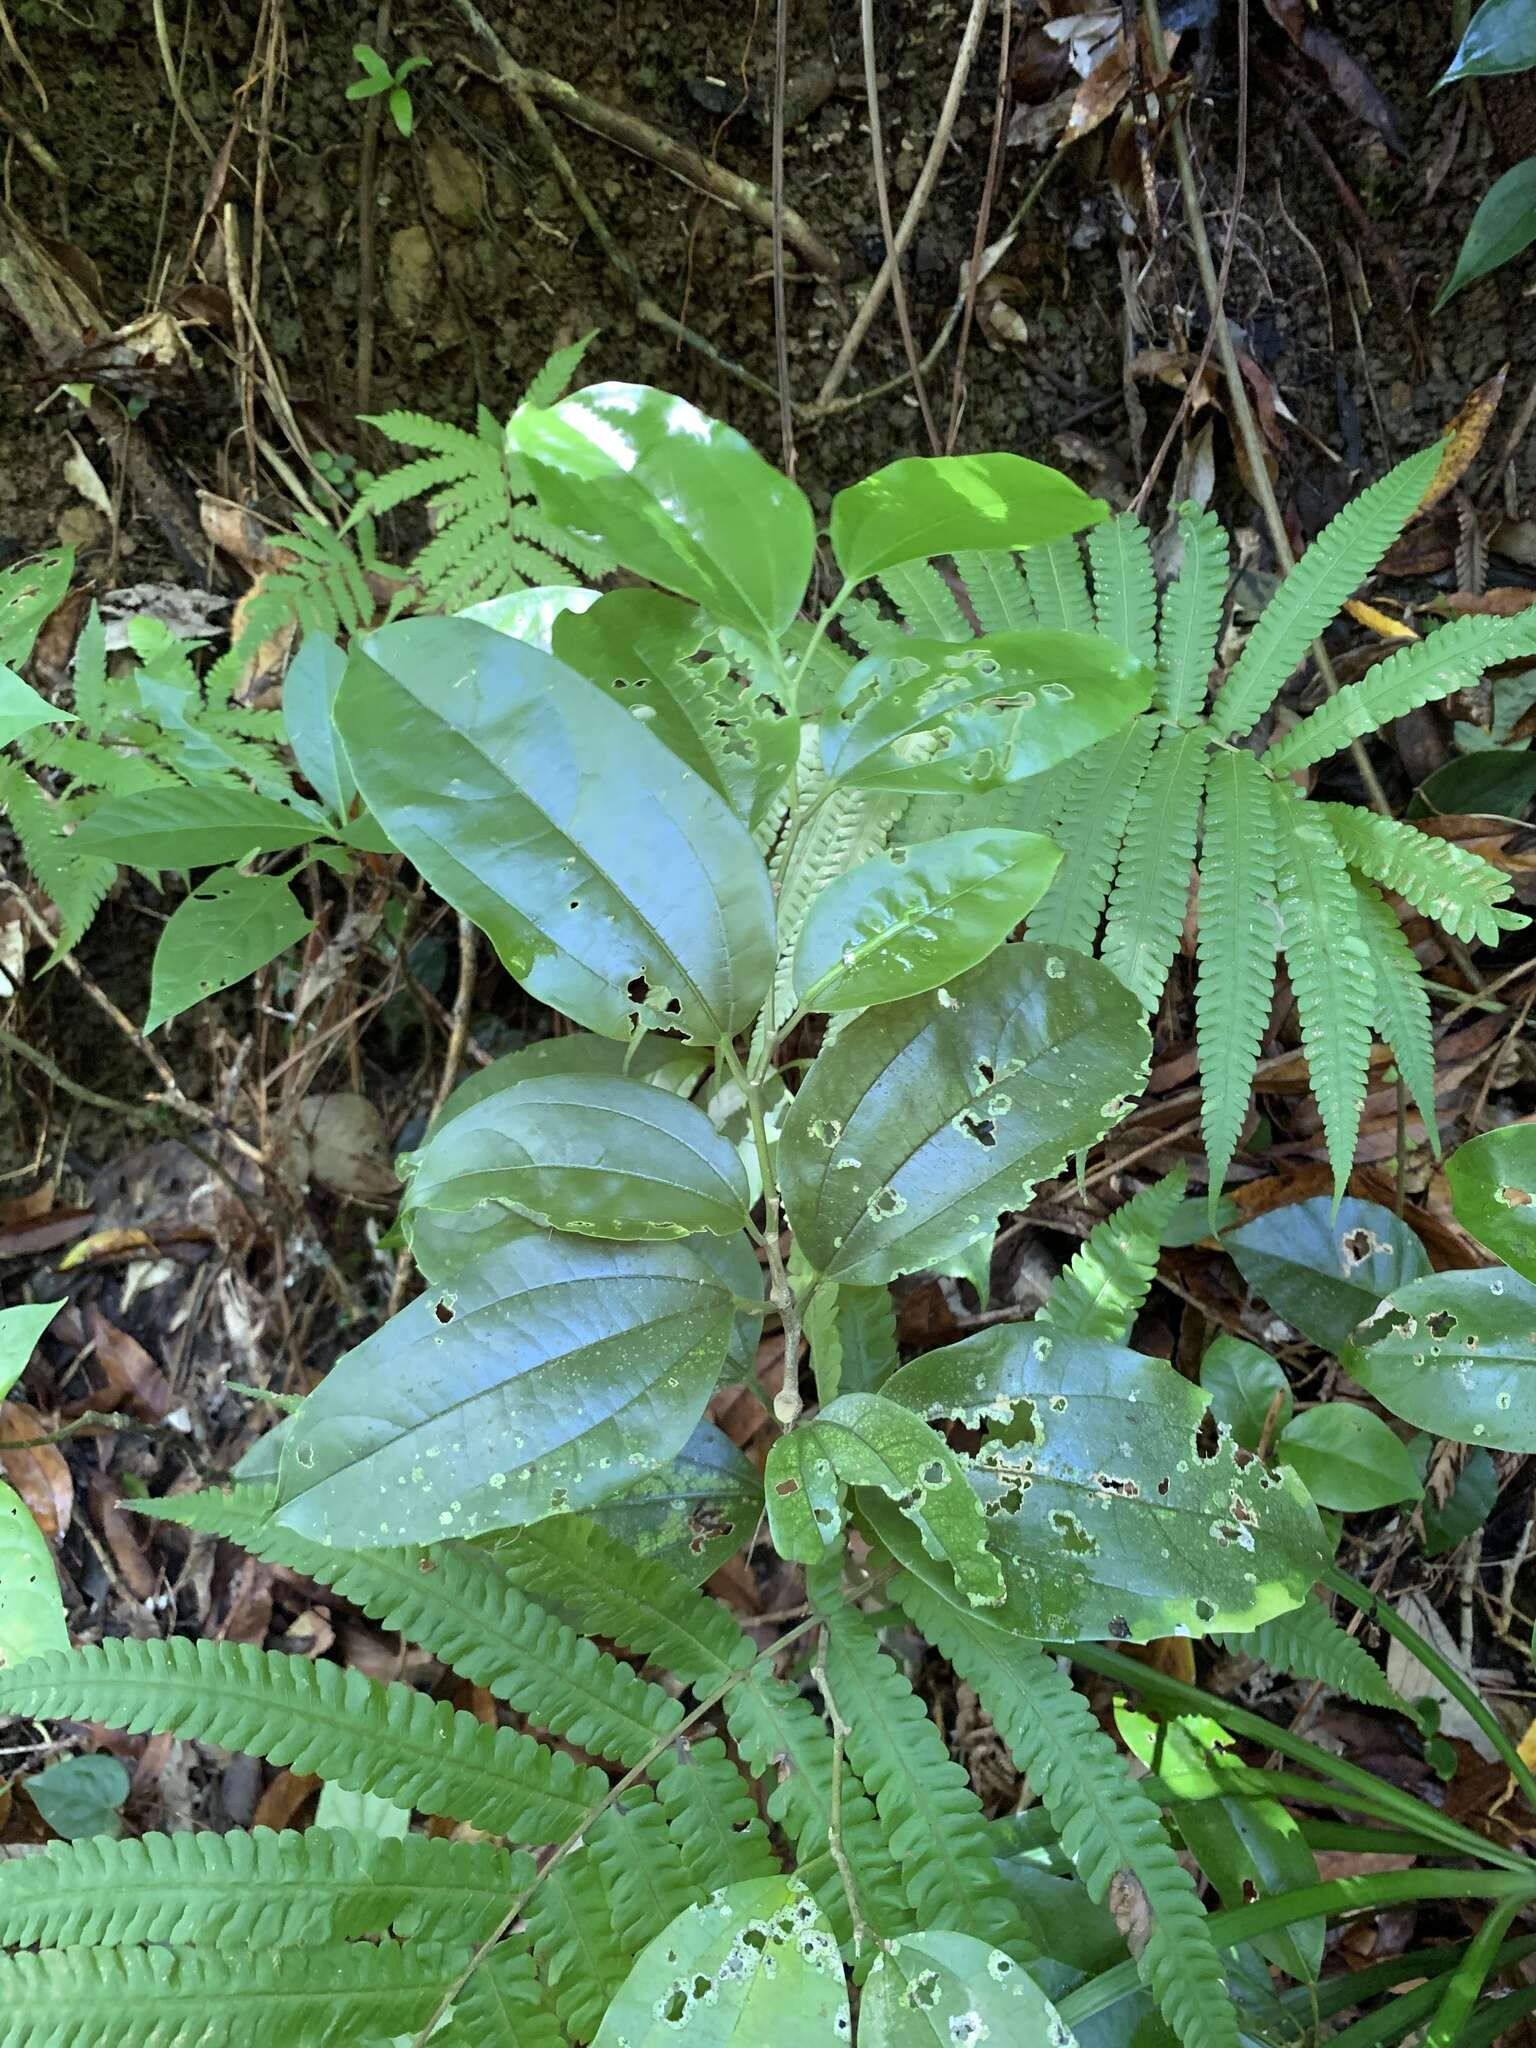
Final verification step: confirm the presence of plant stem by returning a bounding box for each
[722,1041,803,1426]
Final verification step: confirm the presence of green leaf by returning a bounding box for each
[1225,1196,1430,1351]
[282,634,354,820]
[1351,1267,1536,1450]
[1353,875,1442,1155]
[763,1426,844,1563]
[1439,0,1536,81]
[862,1932,1075,2046]
[1088,513,1157,666]
[820,631,1153,796]
[1023,716,1158,952]
[509,382,814,642]
[273,1232,735,1546]
[0,550,71,669]
[1023,536,1094,632]
[779,941,1150,1285]
[592,1878,848,2045]
[24,1754,130,1841]
[1320,801,1525,945]
[1199,1334,1292,1451]
[0,665,72,747]
[791,828,1061,1012]
[1277,1404,1423,1511]
[336,619,775,1044]
[1197,747,1280,1206]
[401,1071,748,1239]
[389,86,413,136]
[1438,156,1536,306]
[588,1418,762,1581]
[1423,1446,1499,1556]
[430,1031,709,1136]
[144,870,313,1034]
[874,1324,1327,1640]
[0,1481,67,1668]
[71,786,320,868]
[1156,505,1230,725]
[1039,1164,1188,1342]
[352,41,392,78]
[0,1301,62,1403]
[1445,1122,1536,1278]
[828,453,1106,584]
[1100,726,1210,1008]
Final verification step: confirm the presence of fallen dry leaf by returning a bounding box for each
[0,1400,72,1540]
[1422,366,1509,514]
[86,1308,172,1422]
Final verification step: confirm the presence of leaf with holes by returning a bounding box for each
[1199,1336,1292,1453]
[589,1418,763,1583]
[861,1931,1077,2047]
[1444,1122,1536,1280]
[868,1324,1328,1642]
[273,1232,735,1547]
[144,871,314,1035]
[1349,1268,1536,1450]
[828,453,1106,583]
[336,618,775,1044]
[1225,1198,1430,1353]
[779,942,1150,1286]
[1276,1405,1423,1512]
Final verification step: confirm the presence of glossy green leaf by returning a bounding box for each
[764,1426,845,1564]
[1438,0,1536,86]
[554,588,796,829]
[0,666,71,748]
[0,1302,62,1404]
[1423,1446,1499,1556]
[792,828,1060,1013]
[820,632,1153,795]
[1276,1405,1422,1512]
[460,581,598,649]
[0,1481,67,1669]
[780,941,1150,1286]
[870,1324,1328,1641]
[430,1032,709,1136]
[401,1072,749,1240]
[336,619,775,1044]
[861,1930,1077,2047]
[1437,157,1536,307]
[509,382,815,642]
[24,1754,130,1841]
[281,634,354,821]
[591,1877,847,2046]
[828,454,1106,583]
[401,1201,535,1287]
[1444,1122,1536,1279]
[72,786,321,869]
[588,1418,762,1582]
[144,871,314,1034]
[1350,1267,1536,1450]
[0,550,71,668]
[1199,1335,1292,1453]
[1225,1197,1430,1353]
[273,1233,735,1547]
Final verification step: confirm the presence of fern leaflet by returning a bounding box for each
[589,1793,698,1957]
[1024,717,1158,953]
[436,1942,566,2048]
[1350,875,1441,1152]
[1088,513,1158,665]
[1039,1162,1188,1342]
[1023,535,1093,631]
[651,1736,778,1889]
[1156,504,1230,725]
[877,559,970,640]
[524,1845,631,2042]
[1220,1593,1407,1713]
[1318,802,1526,946]
[1101,726,1210,1007]
[1197,747,1281,1205]
[953,549,1035,633]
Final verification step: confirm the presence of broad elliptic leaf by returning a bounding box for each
[509,382,815,643]
[144,870,314,1034]
[461,582,599,649]
[1423,1446,1499,1556]
[764,1426,845,1565]
[588,1418,762,1582]
[1444,1122,1536,1280]
[861,1930,1077,2048]
[819,632,1152,795]
[829,453,1106,583]
[72,786,321,869]
[591,1877,847,2047]
[779,941,1150,1286]
[0,550,72,669]
[0,666,72,748]
[274,1233,735,1547]
[1225,1198,1430,1353]
[0,1481,67,1668]
[1438,0,1536,87]
[0,1302,62,1404]
[1350,1267,1536,1451]
[430,1032,709,1136]
[400,1073,749,1240]
[869,1324,1328,1642]
[281,634,354,821]
[336,619,775,1045]
[1276,1405,1423,1512]
[1437,157,1536,307]
[792,829,1060,1013]
[24,1753,130,1840]
[1199,1335,1292,1453]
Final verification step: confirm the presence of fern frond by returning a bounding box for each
[953,549,1035,633]
[1208,445,1442,741]
[1088,514,1157,664]
[588,1793,697,1957]
[71,603,109,729]
[361,410,490,462]
[0,1827,519,1949]
[1270,784,1377,1197]
[1101,727,1210,1007]
[1015,533,1089,630]
[1156,504,1230,725]
[0,1638,605,1843]
[895,1574,1239,2048]
[1265,610,1536,773]
[1350,875,1441,1153]
[524,1844,630,2042]
[1024,717,1158,952]
[436,1941,567,2048]
[135,1486,682,1767]
[1039,1163,1188,1343]
[725,1669,913,1945]
[522,329,598,410]
[1220,1593,1407,1712]
[651,1736,778,1889]
[1197,747,1280,1204]
[878,560,969,640]
[0,764,115,957]
[1319,802,1526,946]
[0,1938,466,2048]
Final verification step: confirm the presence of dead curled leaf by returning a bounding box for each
[0,1399,72,1540]
[1421,366,1509,514]
[86,1306,173,1422]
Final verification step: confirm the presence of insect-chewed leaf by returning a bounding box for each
[508,382,815,642]
[1225,1196,1430,1353]
[1445,1123,1536,1280]
[273,1232,735,1547]
[400,1072,749,1240]
[871,1324,1328,1641]
[764,1426,845,1564]
[145,870,314,1035]
[1350,1267,1536,1451]
[0,1480,67,1668]
[861,1931,1076,2047]
[819,632,1152,795]
[779,941,1150,1286]
[336,618,775,1044]
[590,1418,763,1582]
[591,1877,848,2046]
[828,453,1105,583]
[71,785,321,869]
[0,550,72,669]
[791,828,1061,1012]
